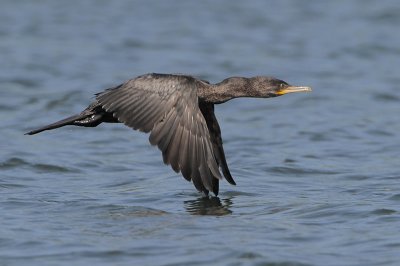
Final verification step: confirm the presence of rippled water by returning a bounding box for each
[1,0,400,265]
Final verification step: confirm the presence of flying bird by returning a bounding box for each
[26,73,311,196]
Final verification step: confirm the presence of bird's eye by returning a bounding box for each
[279,83,285,88]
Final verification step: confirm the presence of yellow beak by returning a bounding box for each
[276,86,312,95]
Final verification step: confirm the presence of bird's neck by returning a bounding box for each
[199,77,253,104]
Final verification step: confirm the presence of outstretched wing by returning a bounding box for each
[96,73,223,195]
[199,102,236,186]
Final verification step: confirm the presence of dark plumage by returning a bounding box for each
[26,73,311,196]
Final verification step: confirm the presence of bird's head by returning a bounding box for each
[249,77,312,98]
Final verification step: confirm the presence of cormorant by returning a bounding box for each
[26,73,311,196]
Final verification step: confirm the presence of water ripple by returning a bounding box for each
[370,209,397,216]
[388,194,400,201]
[86,204,169,218]
[0,157,77,173]
[373,92,400,102]
[266,166,340,176]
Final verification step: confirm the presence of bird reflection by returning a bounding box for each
[184,196,233,216]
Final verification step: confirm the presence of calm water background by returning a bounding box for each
[1,1,400,265]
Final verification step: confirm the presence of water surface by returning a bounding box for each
[1,1,400,265]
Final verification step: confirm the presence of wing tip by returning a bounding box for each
[224,170,236,185]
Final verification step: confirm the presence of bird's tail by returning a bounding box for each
[25,113,88,135]
[25,102,117,135]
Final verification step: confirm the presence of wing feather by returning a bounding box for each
[96,73,228,195]
[199,102,236,186]
[190,126,207,194]
[165,121,184,172]
[178,105,191,180]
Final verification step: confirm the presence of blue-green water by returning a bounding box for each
[1,1,400,265]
